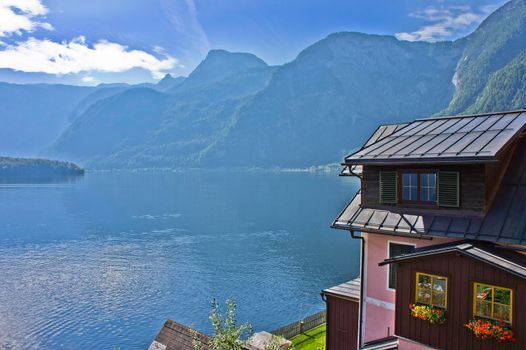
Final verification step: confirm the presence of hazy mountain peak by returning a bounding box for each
[185,49,268,85]
[158,73,174,83]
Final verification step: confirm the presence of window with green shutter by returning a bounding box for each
[388,242,415,289]
[438,171,460,207]
[379,171,398,204]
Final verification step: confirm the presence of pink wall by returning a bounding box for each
[362,232,454,343]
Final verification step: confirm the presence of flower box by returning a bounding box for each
[409,304,446,324]
[465,319,516,343]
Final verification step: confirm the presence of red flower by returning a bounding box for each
[465,319,515,343]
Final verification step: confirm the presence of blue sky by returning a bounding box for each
[0,0,508,85]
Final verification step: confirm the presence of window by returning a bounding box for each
[402,173,418,201]
[420,173,437,202]
[474,283,513,324]
[401,172,437,203]
[388,243,414,289]
[415,272,447,309]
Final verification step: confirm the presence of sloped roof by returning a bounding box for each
[151,320,211,350]
[322,277,360,301]
[345,110,526,165]
[379,241,526,279]
[364,123,409,147]
[333,137,526,245]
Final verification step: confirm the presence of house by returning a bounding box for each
[322,110,526,350]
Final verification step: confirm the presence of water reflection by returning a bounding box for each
[0,170,359,349]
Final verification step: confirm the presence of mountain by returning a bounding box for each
[10,0,526,169]
[49,50,276,168]
[52,34,463,168]
[68,85,129,121]
[51,87,171,164]
[154,74,185,92]
[0,83,95,156]
[198,33,463,167]
[443,0,526,114]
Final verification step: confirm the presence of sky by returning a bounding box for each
[0,0,508,85]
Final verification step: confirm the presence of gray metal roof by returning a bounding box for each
[322,277,360,301]
[345,110,526,165]
[379,241,526,279]
[364,123,409,148]
[333,138,526,245]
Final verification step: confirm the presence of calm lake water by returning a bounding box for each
[0,170,359,349]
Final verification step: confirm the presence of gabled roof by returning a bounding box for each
[379,241,526,279]
[345,110,526,165]
[332,137,526,246]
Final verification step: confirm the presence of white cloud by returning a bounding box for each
[0,0,53,36]
[0,36,178,78]
[395,5,495,42]
[81,76,98,84]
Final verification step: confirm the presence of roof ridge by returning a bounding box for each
[416,109,526,122]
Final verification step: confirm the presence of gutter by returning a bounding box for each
[351,230,366,349]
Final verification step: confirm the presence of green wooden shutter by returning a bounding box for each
[379,171,398,204]
[438,171,460,207]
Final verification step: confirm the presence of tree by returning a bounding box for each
[194,299,253,350]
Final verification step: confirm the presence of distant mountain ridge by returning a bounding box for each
[4,0,526,169]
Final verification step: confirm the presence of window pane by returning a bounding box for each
[429,174,436,187]
[420,173,437,203]
[432,277,447,308]
[421,186,428,201]
[417,288,431,304]
[417,274,431,304]
[403,173,411,185]
[409,187,416,200]
[402,173,418,201]
[494,304,511,323]
[421,174,428,187]
[419,274,431,288]
[476,284,493,302]
[403,187,410,201]
[494,288,511,305]
[475,301,493,318]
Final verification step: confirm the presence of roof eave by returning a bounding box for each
[331,222,431,240]
[343,156,498,166]
[379,245,526,279]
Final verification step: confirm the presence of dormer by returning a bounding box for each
[341,110,526,216]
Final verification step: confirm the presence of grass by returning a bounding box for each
[290,324,326,350]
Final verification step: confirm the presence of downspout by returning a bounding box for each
[350,230,365,349]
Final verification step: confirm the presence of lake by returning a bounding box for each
[0,170,360,349]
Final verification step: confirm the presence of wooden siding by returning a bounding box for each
[362,164,486,212]
[395,252,526,350]
[326,295,359,350]
[485,140,516,209]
